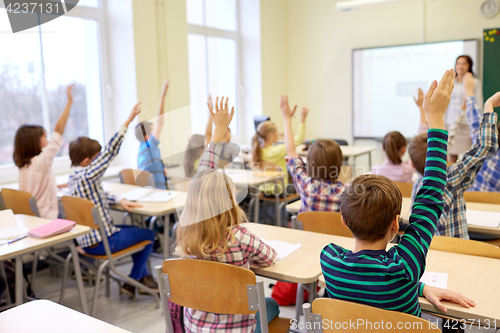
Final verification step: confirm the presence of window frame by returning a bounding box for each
[186,0,244,142]
[0,0,112,183]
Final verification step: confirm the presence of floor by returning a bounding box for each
[6,254,495,333]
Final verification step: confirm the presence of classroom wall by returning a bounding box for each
[265,0,500,167]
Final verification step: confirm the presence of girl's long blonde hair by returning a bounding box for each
[176,168,247,259]
[251,120,277,165]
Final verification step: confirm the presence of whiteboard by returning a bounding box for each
[353,40,478,139]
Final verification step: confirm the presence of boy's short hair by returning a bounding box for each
[340,174,402,242]
[69,137,102,166]
[408,133,427,175]
[306,139,343,183]
[135,122,153,142]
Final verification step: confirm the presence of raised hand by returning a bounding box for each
[207,94,214,115]
[422,285,475,313]
[210,96,234,142]
[280,95,297,120]
[463,72,475,98]
[67,84,75,103]
[161,79,170,97]
[485,91,500,114]
[413,88,424,108]
[301,107,309,123]
[423,69,456,129]
[124,102,142,127]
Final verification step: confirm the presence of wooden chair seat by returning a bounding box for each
[76,240,152,260]
[268,317,291,333]
[259,193,300,203]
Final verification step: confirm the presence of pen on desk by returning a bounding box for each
[7,235,27,244]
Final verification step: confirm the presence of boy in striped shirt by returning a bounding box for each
[320,70,475,318]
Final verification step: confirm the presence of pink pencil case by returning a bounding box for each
[28,219,76,239]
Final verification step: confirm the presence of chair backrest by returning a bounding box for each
[168,177,192,192]
[430,235,500,259]
[119,169,155,187]
[296,212,353,238]
[158,259,258,314]
[338,165,352,184]
[0,188,39,216]
[463,191,500,205]
[60,196,98,229]
[393,181,413,198]
[305,299,440,332]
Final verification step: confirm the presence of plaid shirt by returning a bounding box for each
[69,126,126,248]
[468,96,500,192]
[287,157,344,213]
[411,102,498,239]
[184,143,278,333]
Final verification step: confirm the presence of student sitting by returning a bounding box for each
[176,97,279,333]
[321,70,475,317]
[371,131,414,183]
[68,103,159,297]
[282,95,344,213]
[251,96,307,194]
[136,79,169,189]
[409,73,498,239]
[14,85,74,219]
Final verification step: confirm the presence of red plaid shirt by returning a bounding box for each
[184,143,278,333]
[287,157,344,213]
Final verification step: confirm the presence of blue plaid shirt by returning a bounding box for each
[69,126,126,248]
[138,135,167,189]
[411,98,498,239]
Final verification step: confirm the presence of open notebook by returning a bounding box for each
[0,209,28,241]
[122,187,180,203]
[419,272,448,289]
[466,209,500,228]
[260,238,302,261]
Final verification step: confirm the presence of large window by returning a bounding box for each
[0,3,104,166]
[186,0,240,136]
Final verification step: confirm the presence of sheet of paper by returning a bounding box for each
[260,238,302,261]
[122,187,155,201]
[466,209,500,228]
[140,191,181,203]
[0,209,28,240]
[419,272,448,289]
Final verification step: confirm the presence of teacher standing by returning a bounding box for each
[445,55,483,163]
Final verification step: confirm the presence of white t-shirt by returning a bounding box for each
[19,132,63,219]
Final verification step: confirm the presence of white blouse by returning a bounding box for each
[445,77,483,126]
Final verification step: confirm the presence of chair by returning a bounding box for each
[293,212,353,238]
[119,169,155,187]
[155,259,291,333]
[463,191,500,205]
[430,236,500,259]
[168,177,192,193]
[59,196,159,317]
[302,298,440,332]
[393,181,414,198]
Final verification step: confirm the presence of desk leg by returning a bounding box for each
[308,281,318,303]
[275,180,281,227]
[252,187,260,224]
[350,156,355,178]
[67,242,89,315]
[294,283,304,322]
[15,256,23,305]
[164,216,170,259]
[368,151,372,169]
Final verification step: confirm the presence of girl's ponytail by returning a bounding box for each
[383,131,406,165]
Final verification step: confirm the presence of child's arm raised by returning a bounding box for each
[414,88,428,135]
[151,79,169,141]
[397,69,454,283]
[198,96,234,172]
[85,103,141,180]
[446,88,499,191]
[281,95,299,158]
[54,84,74,135]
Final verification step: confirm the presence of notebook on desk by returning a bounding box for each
[0,209,28,240]
[122,187,180,202]
[467,210,500,228]
[260,238,302,261]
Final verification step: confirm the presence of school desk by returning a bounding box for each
[102,182,188,259]
[0,300,131,333]
[402,197,500,237]
[0,215,91,314]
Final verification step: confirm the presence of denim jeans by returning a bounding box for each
[83,225,155,280]
[254,297,280,333]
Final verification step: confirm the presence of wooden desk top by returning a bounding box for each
[222,169,281,187]
[402,197,500,237]
[0,215,90,260]
[249,222,500,323]
[296,144,376,157]
[103,182,188,216]
[0,300,132,333]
